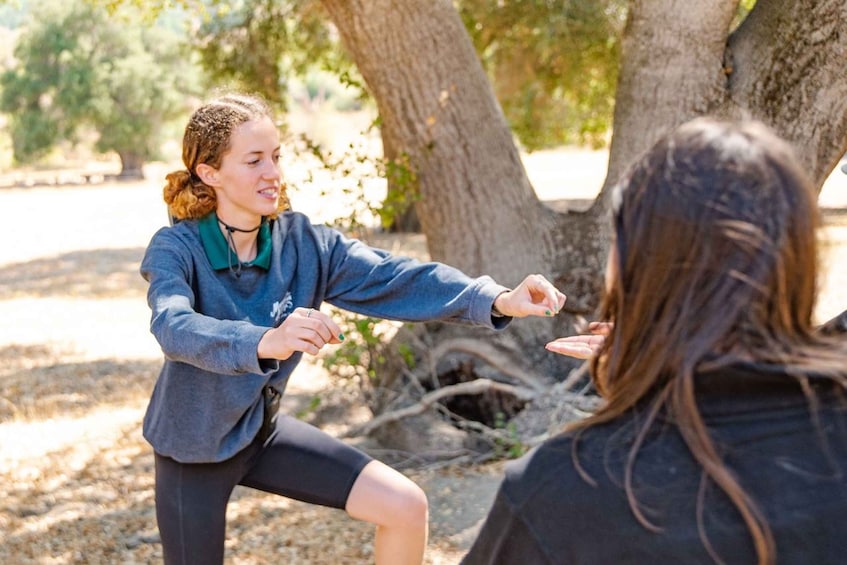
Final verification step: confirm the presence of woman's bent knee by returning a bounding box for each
[393,481,429,530]
[346,460,429,529]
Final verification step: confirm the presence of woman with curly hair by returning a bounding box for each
[141,92,566,565]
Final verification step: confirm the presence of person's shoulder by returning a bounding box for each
[272,211,339,238]
[153,220,198,243]
[502,419,637,502]
[274,210,308,225]
[499,433,587,501]
[145,220,200,260]
[154,217,198,236]
[508,433,573,470]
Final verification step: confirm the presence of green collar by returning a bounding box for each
[198,212,272,271]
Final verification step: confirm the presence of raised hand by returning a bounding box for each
[545,322,612,359]
[493,274,567,318]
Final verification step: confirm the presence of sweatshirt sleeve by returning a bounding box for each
[321,229,511,329]
[140,228,277,376]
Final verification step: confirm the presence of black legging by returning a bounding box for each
[154,414,372,564]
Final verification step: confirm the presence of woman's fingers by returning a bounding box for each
[528,274,567,314]
[259,307,345,361]
[294,307,344,347]
[545,341,595,359]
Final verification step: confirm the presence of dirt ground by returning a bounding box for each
[0,157,845,564]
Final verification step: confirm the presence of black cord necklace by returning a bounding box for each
[217,217,262,278]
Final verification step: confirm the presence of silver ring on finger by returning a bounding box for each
[306,309,313,318]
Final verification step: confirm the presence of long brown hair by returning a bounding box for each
[572,118,847,564]
[164,92,290,220]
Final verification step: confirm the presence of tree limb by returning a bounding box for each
[428,337,550,392]
[727,0,847,185]
[342,378,538,438]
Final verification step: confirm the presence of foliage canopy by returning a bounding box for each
[156,0,626,149]
[459,0,626,149]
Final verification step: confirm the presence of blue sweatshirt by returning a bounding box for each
[140,211,511,463]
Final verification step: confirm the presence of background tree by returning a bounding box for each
[458,0,626,150]
[0,1,200,177]
[604,0,847,194]
[185,0,621,148]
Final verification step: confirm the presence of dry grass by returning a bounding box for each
[0,155,845,564]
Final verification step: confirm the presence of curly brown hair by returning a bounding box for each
[164,93,290,220]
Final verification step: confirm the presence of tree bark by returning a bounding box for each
[726,0,847,187]
[599,0,739,201]
[320,0,557,282]
[602,0,847,199]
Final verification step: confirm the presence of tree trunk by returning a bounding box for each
[116,151,145,180]
[321,0,556,280]
[321,0,600,380]
[599,0,738,201]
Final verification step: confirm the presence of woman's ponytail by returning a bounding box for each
[163,169,217,220]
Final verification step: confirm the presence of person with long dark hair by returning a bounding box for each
[464,118,847,565]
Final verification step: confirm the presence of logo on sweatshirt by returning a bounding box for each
[271,292,294,325]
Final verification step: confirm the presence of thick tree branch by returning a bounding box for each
[427,337,550,392]
[319,0,554,281]
[727,0,847,185]
[600,0,739,199]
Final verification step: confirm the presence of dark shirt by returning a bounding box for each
[463,362,847,564]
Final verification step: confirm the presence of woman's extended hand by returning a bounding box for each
[545,322,612,359]
[257,307,344,360]
[493,274,567,318]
